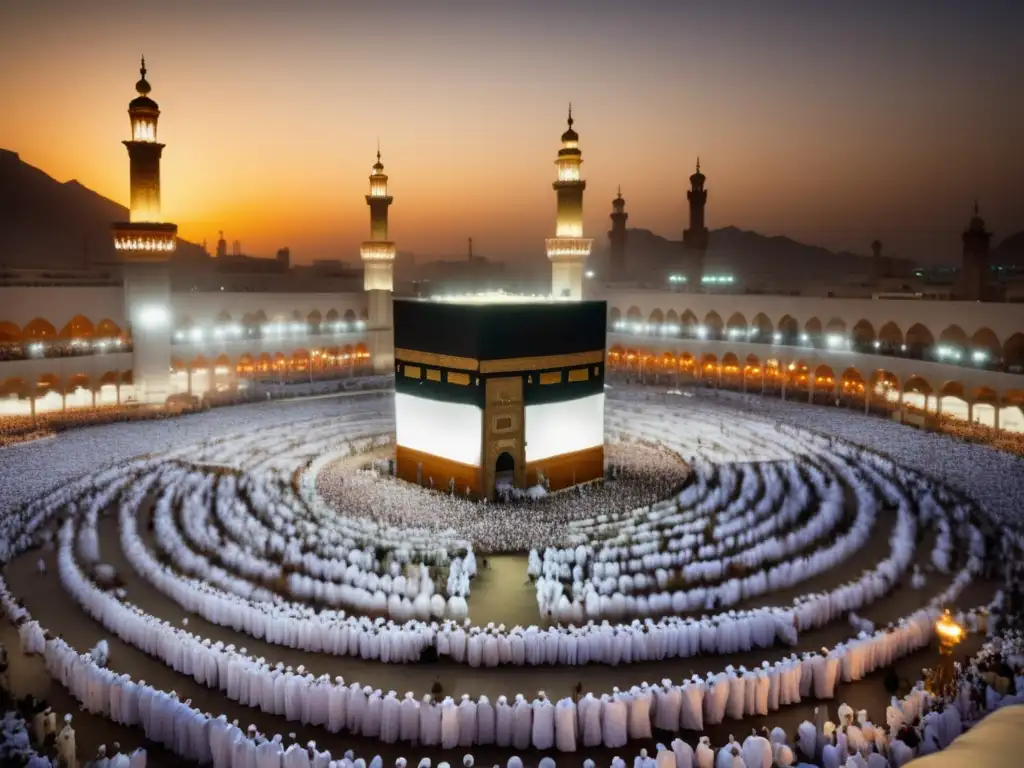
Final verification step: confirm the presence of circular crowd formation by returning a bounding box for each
[2,384,1024,767]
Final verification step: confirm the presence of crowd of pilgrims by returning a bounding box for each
[315,442,688,554]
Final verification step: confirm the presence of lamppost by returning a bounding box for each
[926,609,964,698]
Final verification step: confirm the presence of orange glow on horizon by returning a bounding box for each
[0,4,1018,264]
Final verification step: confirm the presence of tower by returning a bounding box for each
[360,148,396,372]
[545,105,592,299]
[608,187,628,282]
[111,57,177,404]
[870,239,884,284]
[682,158,708,289]
[961,202,992,302]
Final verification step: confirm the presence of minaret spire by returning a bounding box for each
[545,106,592,299]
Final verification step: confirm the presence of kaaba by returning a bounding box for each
[393,297,607,499]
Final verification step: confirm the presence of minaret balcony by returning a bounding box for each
[360,241,396,262]
[545,237,593,261]
[112,222,178,258]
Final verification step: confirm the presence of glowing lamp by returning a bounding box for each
[137,305,170,331]
[935,610,964,650]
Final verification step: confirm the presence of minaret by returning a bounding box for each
[961,202,992,302]
[360,148,396,372]
[111,57,177,404]
[608,187,628,282]
[870,239,884,284]
[545,105,593,299]
[682,157,709,289]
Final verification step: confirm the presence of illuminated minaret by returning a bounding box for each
[682,157,708,289]
[111,57,177,404]
[546,105,592,299]
[608,187,628,282]
[961,202,992,302]
[360,148,396,372]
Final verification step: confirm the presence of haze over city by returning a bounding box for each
[1,0,1020,264]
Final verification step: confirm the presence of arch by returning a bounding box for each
[721,352,740,371]
[96,318,123,338]
[0,377,30,397]
[98,371,121,387]
[170,356,187,372]
[22,318,57,340]
[257,353,273,370]
[877,322,903,346]
[609,307,622,327]
[851,319,875,349]
[625,306,642,322]
[678,351,696,370]
[804,317,822,336]
[215,310,232,324]
[659,351,677,371]
[699,352,718,373]
[36,373,61,393]
[970,386,999,406]
[824,317,846,334]
[291,310,304,321]
[343,309,357,323]
[703,311,723,339]
[1004,333,1024,368]
[970,327,1001,361]
[938,325,969,348]
[59,314,95,340]
[939,381,967,401]
[749,313,773,341]
[253,310,268,324]
[325,309,340,323]
[214,353,231,368]
[776,315,798,342]
[495,451,515,486]
[354,342,369,358]
[664,309,679,326]
[903,376,933,396]
[308,309,322,325]
[813,364,835,382]
[0,321,20,343]
[680,310,698,335]
[840,367,865,392]
[648,309,664,326]
[121,370,133,385]
[189,354,210,370]
[237,353,255,374]
[904,323,935,355]
[1003,389,1024,408]
[869,368,900,391]
[65,373,92,394]
[725,312,747,338]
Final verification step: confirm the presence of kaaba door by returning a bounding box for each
[483,376,525,498]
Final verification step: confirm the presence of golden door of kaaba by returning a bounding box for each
[482,376,525,499]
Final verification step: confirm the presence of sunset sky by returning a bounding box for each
[1,0,1020,265]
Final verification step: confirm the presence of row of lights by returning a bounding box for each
[613,322,993,365]
[668,275,736,285]
[23,338,125,356]
[173,321,367,343]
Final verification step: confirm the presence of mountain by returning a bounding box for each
[992,231,1024,267]
[0,149,208,270]
[590,225,915,288]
